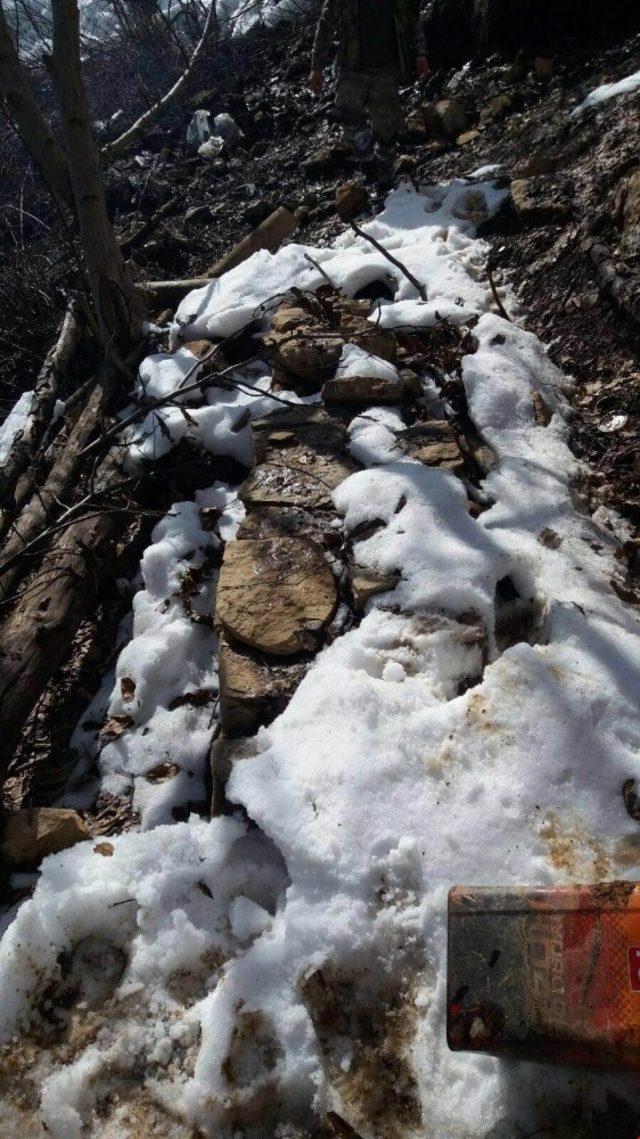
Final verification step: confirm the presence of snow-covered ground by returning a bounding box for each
[2,179,640,1137]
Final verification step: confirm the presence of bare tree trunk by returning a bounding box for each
[0,0,73,207]
[50,0,146,348]
[102,0,218,163]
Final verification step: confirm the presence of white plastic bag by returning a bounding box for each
[186,109,211,152]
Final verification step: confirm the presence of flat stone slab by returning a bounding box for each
[216,537,338,656]
[1,807,89,867]
[322,373,403,406]
[397,420,465,471]
[242,406,356,510]
[219,636,307,736]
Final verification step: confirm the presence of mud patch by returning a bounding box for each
[301,960,423,1139]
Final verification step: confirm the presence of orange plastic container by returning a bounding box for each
[447,882,640,1069]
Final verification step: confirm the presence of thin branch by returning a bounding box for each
[350,220,427,302]
[102,0,218,162]
[486,268,511,323]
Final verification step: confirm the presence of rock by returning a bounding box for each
[184,204,212,223]
[245,198,273,226]
[214,112,242,145]
[211,736,260,815]
[404,112,428,142]
[424,98,468,139]
[336,299,397,361]
[518,154,559,179]
[322,372,402,406]
[1,808,89,867]
[238,505,342,550]
[181,339,214,359]
[395,154,417,176]
[215,537,337,656]
[533,56,554,79]
[480,94,513,125]
[457,129,481,146]
[511,178,570,226]
[351,568,399,611]
[335,181,368,221]
[398,421,464,470]
[303,143,351,177]
[219,636,307,736]
[265,304,343,389]
[242,406,356,510]
[614,170,640,256]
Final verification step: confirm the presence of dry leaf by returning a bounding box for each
[94,842,115,857]
[144,761,181,784]
[120,677,136,703]
[99,714,134,744]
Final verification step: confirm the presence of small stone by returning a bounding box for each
[511,178,570,226]
[398,421,464,470]
[264,305,343,389]
[184,204,212,223]
[303,143,350,177]
[533,56,554,79]
[404,112,428,142]
[182,339,214,359]
[480,94,513,125]
[423,98,468,139]
[351,568,399,611]
[335,181,368,221]
[2,808,89,868]
[538,528,562,550]
[322,372,402,406]
[457,129,480,146]
[518,154,559,179]
[216,537,337,656]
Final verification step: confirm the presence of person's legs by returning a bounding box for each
[369,69,403,173]
[335,68,374,163]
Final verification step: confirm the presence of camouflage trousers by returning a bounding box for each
[335,67,403,161]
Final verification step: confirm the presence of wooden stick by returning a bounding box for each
[350,220,427,301]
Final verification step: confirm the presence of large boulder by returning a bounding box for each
[1,808,89,867]
[215,537,337,656]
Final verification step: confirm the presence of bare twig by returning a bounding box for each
[487,268,511,322]
[350,220,427,301]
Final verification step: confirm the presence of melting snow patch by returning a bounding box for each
[571,69,640,116]
[2,178,640,1137]
[0,390,34,462]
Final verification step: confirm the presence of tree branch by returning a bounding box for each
[102,0,218,163]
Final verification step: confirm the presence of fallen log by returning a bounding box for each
[206,205,298,277]
[0,372,113,602]
[0,300,85,531]
[0,450,125,785]
[143,206,299,308]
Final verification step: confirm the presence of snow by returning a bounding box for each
[2,177,640,1137]
[0,390,34,463]
[571,68,640,116]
